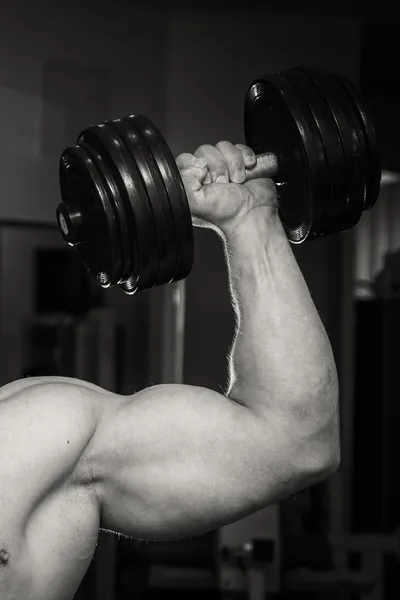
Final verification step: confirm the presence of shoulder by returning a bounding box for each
[0,376,121,488]
[0,375,113,404]
[0,378,113,600]
[0,375,118,422]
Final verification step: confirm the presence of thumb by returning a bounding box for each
[243,178,278,206]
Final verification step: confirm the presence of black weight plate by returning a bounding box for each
[80,128,148,290]
[102,123,161,292]
[79,141,138,285]
[80,124,158,292]
[109,117,178,287]
[245,74,330,241]
[126,115,194,281]
[59,144,122,287]
[101,121,161,292]
[122,117,179,286]
[298,68,366,233]
[80,131,137,287]
[282,69,348,237]
[245,79,311,242]
[331,73,381,210]
[78,131,135,286]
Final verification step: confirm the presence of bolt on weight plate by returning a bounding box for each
[125,115,194,282]
[59,144,123,287]
[80,124,159,292]
[331,73,381,210]
[110,117,178,287]
[282,69,348,238]
[298,68,366,234]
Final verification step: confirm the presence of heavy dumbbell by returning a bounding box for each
[56,67,381,295]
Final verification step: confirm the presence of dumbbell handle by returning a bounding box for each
[245,152,279,181]
[202,152,278,184]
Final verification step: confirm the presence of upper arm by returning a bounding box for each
[92,384,323,541]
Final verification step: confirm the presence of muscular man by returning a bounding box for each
[0,142,339,600]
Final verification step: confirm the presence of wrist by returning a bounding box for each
[221,209,284,249]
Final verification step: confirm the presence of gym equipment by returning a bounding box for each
[56,67,381,295]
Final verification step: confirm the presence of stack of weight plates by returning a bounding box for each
[244,67,381,243]
[58,115,193,293]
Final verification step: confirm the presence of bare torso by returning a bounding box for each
[0,377,109,600]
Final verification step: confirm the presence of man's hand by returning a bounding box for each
[176,142,278,233]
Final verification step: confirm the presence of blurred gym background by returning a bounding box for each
[0,1,399,598]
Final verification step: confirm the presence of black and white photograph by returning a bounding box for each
[0,1,398,599]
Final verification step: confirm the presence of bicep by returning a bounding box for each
[94,385,305,541]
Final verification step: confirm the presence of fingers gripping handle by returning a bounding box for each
[200,151,278,186]
[245,151,279,181]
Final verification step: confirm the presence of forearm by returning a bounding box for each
[223,211,338,445]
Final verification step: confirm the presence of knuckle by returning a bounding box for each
[244,144,255,155]
[180,169,194,183]
[176,152,195,169]
[177,152,192,161]
[195,144,215,156]
[236,143,256,159]
[180,163,201,180]
[215,140,230,151]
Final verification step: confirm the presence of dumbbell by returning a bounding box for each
[56,67,381,295]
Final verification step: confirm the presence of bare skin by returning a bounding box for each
[0,143,339,600]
